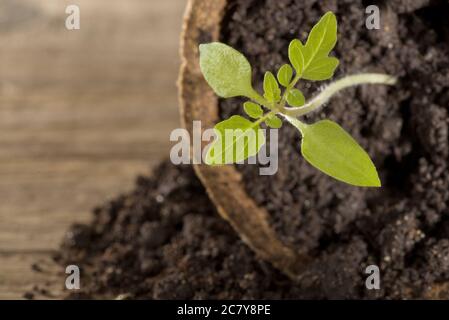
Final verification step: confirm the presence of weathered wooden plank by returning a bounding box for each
[0,0,186,298]
[0,252,63,300]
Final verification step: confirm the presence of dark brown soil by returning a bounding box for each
[220,0,449,298]
[54,0,449,300]
[56,162,300,299]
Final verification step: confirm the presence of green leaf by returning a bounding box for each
[244,102,263,119]
[301,12,339,81]
[298,120,380,187]
[265,115,283,129]
[199,42,254,98]
[288,39,304,75]
[263,71,281,103]
[205,115,265,165]
[277,64,293,87]
[303,57,339,81]
[286,89,305,107]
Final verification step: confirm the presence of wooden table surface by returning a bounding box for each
[0,0,186,299]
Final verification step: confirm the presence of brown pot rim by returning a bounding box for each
[178,0,309,279]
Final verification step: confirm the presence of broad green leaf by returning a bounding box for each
[277,64,293,87]
[205,115,265,165]
[244,102,263,119]
[265,115,283,129]
[263,71,281,103]
[299,120,380,187]
[301,12,339,81]
[199,42,254,98]
[286,89,305,107]
[288,39,304,75]
[303,57,339,81]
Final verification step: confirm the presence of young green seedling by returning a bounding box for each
[199,11,396,187]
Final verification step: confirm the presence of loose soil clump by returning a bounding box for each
[57,162,299,299]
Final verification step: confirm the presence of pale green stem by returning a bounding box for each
[279,74,301,106]
[281,114,308,134]
[254,110,277,126]
[284,73,397,118]
[249,89,272,110]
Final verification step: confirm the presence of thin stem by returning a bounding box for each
[254,110,276,126]
[249,90,273,110]
[281,114,308,134]
[279,74,301,106]
[283,73,397,118]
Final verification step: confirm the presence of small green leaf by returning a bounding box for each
[298,120,380,187]
[206,115,265,165]
[277,64,293,87]
[288,39,304,75]
[301,12,339,81]
[263,71,281,103]
[265,115,283,129]
[199,42,255,98]
[244,102,263,119]
[286,89,305,107]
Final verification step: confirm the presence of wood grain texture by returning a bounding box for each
[0,0,186,299]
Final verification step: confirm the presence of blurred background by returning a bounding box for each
[0,0,186,298]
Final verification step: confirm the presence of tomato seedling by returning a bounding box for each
[199,12,396,187]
